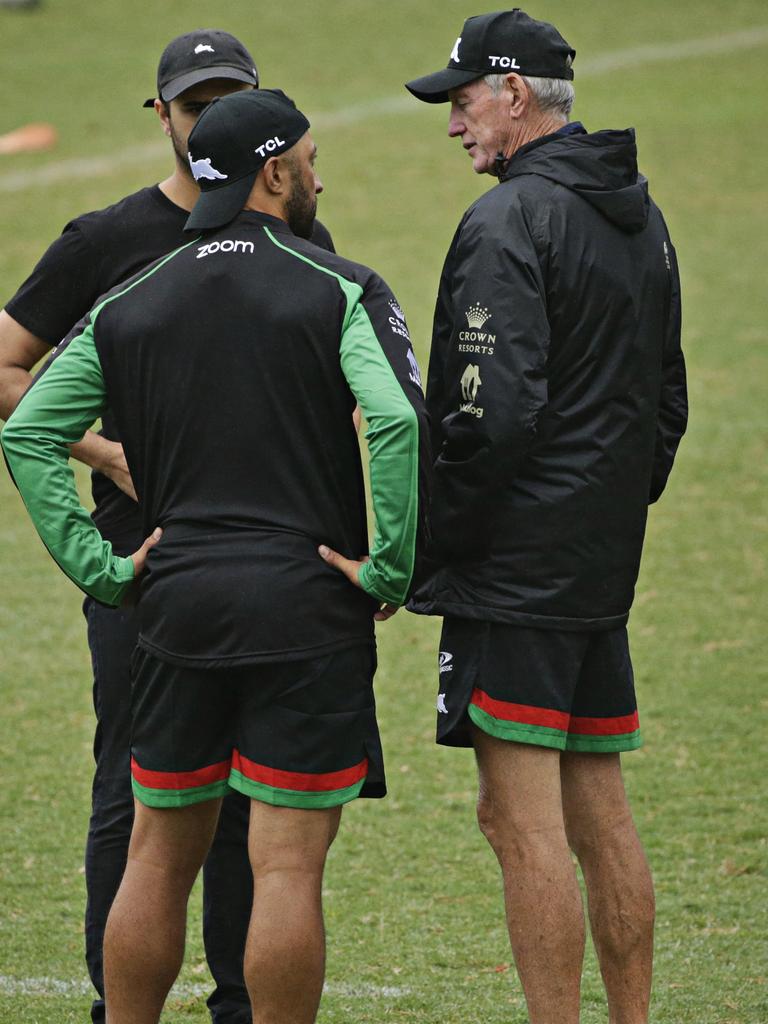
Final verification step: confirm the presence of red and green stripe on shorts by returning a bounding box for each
[469,688,641,753]
[131,753,369,808]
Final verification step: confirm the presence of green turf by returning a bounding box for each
[1,1,766,1021]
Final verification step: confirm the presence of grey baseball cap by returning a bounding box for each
[143,29,258,108]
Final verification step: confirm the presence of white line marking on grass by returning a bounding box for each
[0,973,410,1000]
[0,141,168,193]
[0,975,91,997]
[581,24,768,75]
[0,26,766,194]
[0,26,766,195]
[326,982,412,998]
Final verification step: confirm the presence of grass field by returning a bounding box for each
[1,1,767,1021]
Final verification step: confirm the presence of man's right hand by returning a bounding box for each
[318,544,400,622]
[130,527,163,576]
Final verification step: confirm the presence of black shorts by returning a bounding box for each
[129,643,385,809]
[436,619,641,753]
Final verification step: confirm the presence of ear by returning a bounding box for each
[504,73,530,119]
[154,99,172,138]
[261,155,289,196]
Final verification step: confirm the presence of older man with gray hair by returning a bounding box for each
[406,10,687,1024]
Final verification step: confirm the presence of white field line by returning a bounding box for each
[0,972,410,999]
[582,24,768,74]
[0,25,766,195]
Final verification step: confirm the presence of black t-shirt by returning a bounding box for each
[5,186,335,555]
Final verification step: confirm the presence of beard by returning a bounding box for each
[284,163,317,239]
[168,120,195,181]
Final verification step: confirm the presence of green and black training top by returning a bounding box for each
[2,210,431,667]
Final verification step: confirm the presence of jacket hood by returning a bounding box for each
[501,127,649,233]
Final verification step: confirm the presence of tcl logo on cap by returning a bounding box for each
[255,135,286,158]
[488,55,521,68]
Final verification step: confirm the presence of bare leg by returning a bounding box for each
[245,801,341,1024]
[561,752,654,1024]
[472,726,584,1024]
[103,797,223,1024]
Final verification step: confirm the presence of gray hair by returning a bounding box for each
[484,73,575,120]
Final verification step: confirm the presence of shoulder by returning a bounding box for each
[38,188,166,269]
[309,219,335,253]
[73,186,181,245]
[90,240,196,322]
[456,179,548,252]
[463,176,554,236]
[265,231,386,297]
[75,185,165,222]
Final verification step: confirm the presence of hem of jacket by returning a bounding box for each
[406,598,629,632]
[136,632,375,669]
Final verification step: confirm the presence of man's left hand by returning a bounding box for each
[318,544,400,622]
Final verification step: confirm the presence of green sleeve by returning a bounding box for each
[340,301,420,606]
[1,322,135,605]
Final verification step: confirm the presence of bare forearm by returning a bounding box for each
[70,429,113,471]
[0,309,54,421]
[0,366,35,421]
[71,431,138,501]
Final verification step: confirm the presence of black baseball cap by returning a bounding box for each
[405,9,575,103]
[185,89,310,233]
[143,29,258,108]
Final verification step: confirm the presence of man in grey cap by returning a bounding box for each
[406,10,687,1024]
[0,29,332,1024]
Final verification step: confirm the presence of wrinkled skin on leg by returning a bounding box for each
[472,727,584,1024]
[561,752,655,1024]
[472,728,655,1024]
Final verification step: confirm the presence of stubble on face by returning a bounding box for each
[167,117,191,178]
[283,139,320,239]
[166,80,253,181]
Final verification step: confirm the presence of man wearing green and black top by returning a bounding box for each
[3,88,430,1024]
[0,30,336,1024]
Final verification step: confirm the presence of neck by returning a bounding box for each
[158,161,201,212]
[242,202,287,223]
[243,186,287,223]
[501,112,567,165]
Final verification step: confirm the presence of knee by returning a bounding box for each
[564,805,635,863]
[477,787,573,872]
[250,844,332,884]
[476,789,503,859]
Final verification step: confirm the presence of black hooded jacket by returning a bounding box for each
[408,127,687,630]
